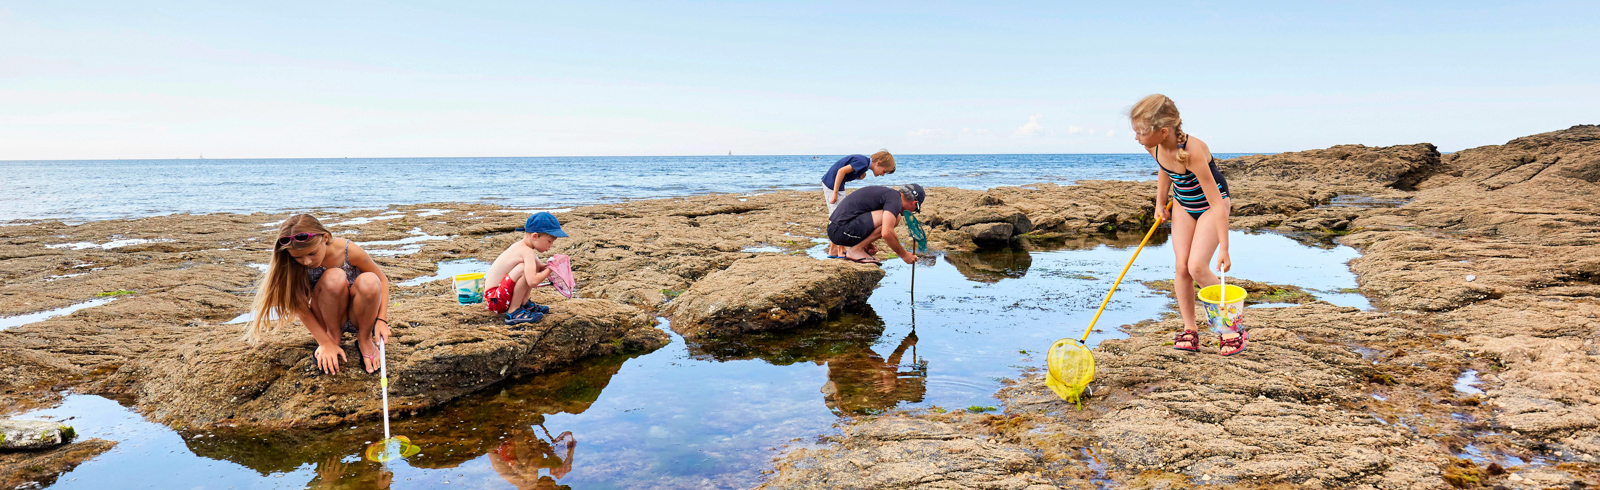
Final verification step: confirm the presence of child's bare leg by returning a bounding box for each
[1169,211,1200,349]
[1188,209,1235,351]
[312,269,351,342]
[349,273,384,373]
[507,263,529,310]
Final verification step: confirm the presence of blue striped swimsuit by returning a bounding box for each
[1160,141,1230,219]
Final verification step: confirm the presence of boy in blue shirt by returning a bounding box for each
[822,150,895,257]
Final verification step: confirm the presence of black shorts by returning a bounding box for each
[827,212,876,247]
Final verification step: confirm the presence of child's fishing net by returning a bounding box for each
[903,211,928,253]
[1045,339,1095,410]
[540,254,576,298]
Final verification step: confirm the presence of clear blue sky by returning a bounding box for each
[3,1,1596,159]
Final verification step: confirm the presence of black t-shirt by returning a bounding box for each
[830,185,903,223]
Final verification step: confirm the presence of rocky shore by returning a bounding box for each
[761,126,1600,489]
[1,126,1596,488]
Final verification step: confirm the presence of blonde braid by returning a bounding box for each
[1174,125,1189,165]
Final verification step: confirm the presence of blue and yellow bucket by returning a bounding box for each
[455,272,485,305]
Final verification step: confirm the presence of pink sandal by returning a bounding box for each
[1172,330,1199,352]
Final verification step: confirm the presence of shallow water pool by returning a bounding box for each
[21,231,1366,489]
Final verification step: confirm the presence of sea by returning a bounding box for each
[0,154,1254,222]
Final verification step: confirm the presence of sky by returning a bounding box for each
[2,1,1597,159]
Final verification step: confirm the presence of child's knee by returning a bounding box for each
[1186,261,1210,279]
[315,269,350,293]
[351,274,383,298]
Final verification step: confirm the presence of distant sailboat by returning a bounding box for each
[728,150,732,156]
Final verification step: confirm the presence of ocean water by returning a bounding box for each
[0,154,1252,222]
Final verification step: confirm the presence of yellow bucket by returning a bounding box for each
[1197,284,1247,334]
[455,272,485,305]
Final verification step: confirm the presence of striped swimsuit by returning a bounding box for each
[1160,140,1230,219]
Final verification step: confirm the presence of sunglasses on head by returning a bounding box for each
[277,232,323,247]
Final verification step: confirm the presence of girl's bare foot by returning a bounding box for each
[1219,331,1247,356]
[1173,329,1199,352]
[356,334,380,373]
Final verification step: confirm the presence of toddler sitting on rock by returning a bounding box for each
[485,211,569,325]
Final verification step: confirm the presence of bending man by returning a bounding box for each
[827,184,926,265]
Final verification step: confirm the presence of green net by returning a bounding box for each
[903,211,928,253]
[1045,339,1095,410]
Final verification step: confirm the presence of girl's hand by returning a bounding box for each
[1156,202,1171,222]
[375,320,392,344]
[829,191,838,204]
[314,344,345,375]
[1216,249,1232,273]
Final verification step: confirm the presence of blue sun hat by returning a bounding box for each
[515,211,568,237]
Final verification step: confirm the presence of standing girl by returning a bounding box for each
[1129,94,1243,356]
[245,214,393,374]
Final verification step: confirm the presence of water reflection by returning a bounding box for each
[179,352,630,488]
[944,249,1033,283]
[687,312,928,415]
[489,425,575,489]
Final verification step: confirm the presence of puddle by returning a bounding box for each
[1081,446,1115,489]
[415,209,450,217]
[740,245,786,253]
[45,238,173,250]
[1455,370,1485,395]
[1320,195,1410,209]
[26,231,1368,487]
[328,213,406,227]
[397,259,492,287]
[0,297,118,331]
[247,263,268,273]
[358,228,452,256]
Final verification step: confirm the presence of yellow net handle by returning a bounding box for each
[1079,201,1172,343]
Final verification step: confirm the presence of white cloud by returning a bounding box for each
[907,128,950,139]
[1015,113,1044,136]
[1068,125,1083,134]
[1106,129,1115,137]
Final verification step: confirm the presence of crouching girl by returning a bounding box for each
[246,214,392,374]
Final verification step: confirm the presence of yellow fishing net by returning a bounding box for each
[365,435,421,463]
[1044,202,1170,410]
[1045,338,1094,409]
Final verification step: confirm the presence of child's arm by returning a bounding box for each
[346,244,392,341]
[830,170,850,204]
[295,304,345,374]
[519,247,553,286]
[1185,139,1230,271]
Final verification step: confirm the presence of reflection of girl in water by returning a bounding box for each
[311,455,393,489]
[489,425,576,490]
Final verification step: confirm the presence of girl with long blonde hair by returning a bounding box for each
[1129,94,1243,356]
[246,214,392,374]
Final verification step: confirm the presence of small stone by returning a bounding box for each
[1465,275,1476,282]
[1202,474,1212,481]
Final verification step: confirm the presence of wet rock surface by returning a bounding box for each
[765,126,1600,488]
[0,438,116,489]
[668,255,886,339]
[0,419,74,450]
[1,126,1597,486]
[94,293,666,430]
